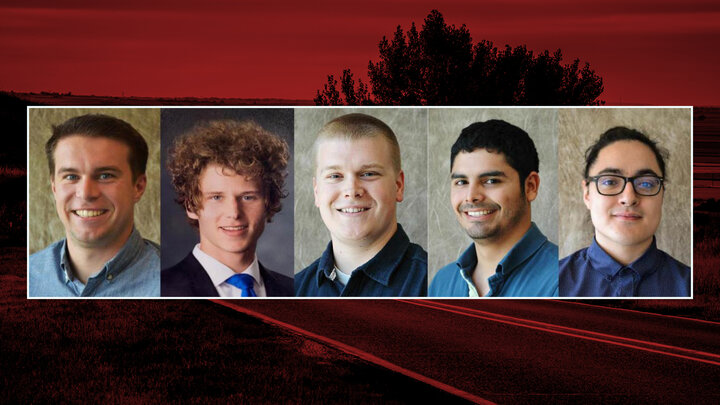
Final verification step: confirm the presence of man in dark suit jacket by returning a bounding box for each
[162,119,293,297]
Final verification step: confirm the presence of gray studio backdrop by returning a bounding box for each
[558,108,691,266]
[428,108,559,283]
[160,108,295,277]
[29,108,161,254]
[294,108,428,273]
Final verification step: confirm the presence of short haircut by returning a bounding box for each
[314,113,401,173]
[46,114,148,181]
[167,119,289,227]
[583,126,668,178]
[451,120,539,191]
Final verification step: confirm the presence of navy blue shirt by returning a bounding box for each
[559,237,690,297]
[294,224,427,297]
[429,223,558,297]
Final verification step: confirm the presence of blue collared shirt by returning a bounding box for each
[294,224,427,297]
[559,237,690,297]
[429,223,559,297]
[29,228,160,297]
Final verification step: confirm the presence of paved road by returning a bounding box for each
[218,299,720,403]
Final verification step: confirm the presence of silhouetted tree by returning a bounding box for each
[315,10,604,105]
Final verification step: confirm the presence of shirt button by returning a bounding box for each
[107,274,114,280]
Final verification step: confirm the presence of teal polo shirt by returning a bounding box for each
[429,222,558,297]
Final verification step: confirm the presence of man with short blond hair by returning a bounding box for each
[295,113,427,297]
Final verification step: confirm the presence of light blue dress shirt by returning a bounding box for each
[429,222,559,297]
[29,228,160,297]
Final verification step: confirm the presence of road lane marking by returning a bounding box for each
[212,299,494,405]
[398,299,720,367]
[549,299,720,326]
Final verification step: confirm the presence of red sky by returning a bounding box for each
[1,0,718,104]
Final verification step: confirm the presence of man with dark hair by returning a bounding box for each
[559,127,690,297]
[162,120,294,297]
[429,120,558,297]
[29,114,160,297]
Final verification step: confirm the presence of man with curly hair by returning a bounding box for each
[162,119,293,297]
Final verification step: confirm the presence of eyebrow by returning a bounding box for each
[56,166,123,175]
[596,167,661,177]
[319,163,386,172]
[451,170,506,179]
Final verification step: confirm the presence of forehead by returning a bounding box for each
[53,135,130,171]
[451,148,515,176]
[315,136,394,170]
[589,140,661,175]
[198,163,262,192]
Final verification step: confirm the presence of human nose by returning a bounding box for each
[465,182,485,203]
[225,198,246,219]
[75,177,99,200]
[343,176,365,199]
[618,179,639,206]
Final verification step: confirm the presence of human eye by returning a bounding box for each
[360,171,379,178]
[326,173,342,181]
[98,173,116,181]
[452,178,468,186]
[635,177,659,190]
[242,194,258,201]
[599,176,619,187]
[209,195,223,201]
[483,177,501,185]
[63,174,79,181]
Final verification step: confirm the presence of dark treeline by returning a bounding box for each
[315,10,604,106]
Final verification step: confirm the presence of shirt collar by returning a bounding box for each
[455,222,548,277]
[59,227,145,282]
[587,236,661,279]
[315,224,411,288]
[192,244,262,288]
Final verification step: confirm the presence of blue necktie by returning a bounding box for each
[226,274,257,297]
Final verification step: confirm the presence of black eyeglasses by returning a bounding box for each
[586,174,664,196]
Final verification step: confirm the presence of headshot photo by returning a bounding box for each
[558,108,691,297]
[28,108,161,297]
[427,108,559,297]
[160,108,294,297]
[294,109,428,297]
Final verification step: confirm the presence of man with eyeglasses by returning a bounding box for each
[559,127,690,297]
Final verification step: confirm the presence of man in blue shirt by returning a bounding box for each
[29,114,160,297]
[429,120,558,297]
[295,113,427,297]
[559,127,690,297]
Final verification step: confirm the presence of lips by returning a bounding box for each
[72,209,108,218]
[336,206,370,214]
[465,209,495,217]
[220,225,248,231]
[612,211,643,220]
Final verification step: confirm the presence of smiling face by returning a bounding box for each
[450,149,537,245]
[51,135,146,251]
[187,163,267,266]
[313,136,404,248]
[583,140,664,256]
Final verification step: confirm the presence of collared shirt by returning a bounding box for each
[28,228,160,297]
[429,222,559,297]
[559,237,690,297]
[192,244,266,297]
[294,224,427,297]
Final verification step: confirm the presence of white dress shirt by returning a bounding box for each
[192,244,266,297]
